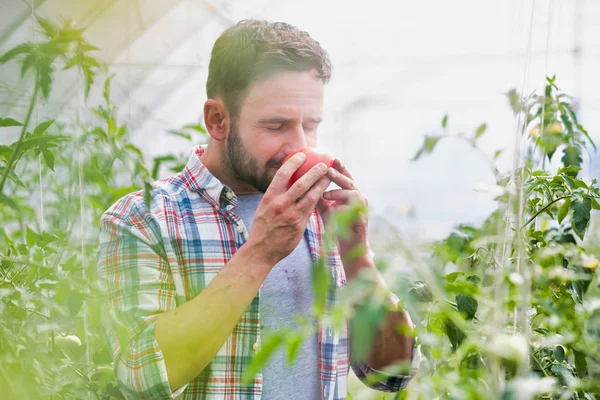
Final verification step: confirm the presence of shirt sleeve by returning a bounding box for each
[96,196,188,399]
[350,289,421,393]
[350,337,421,392]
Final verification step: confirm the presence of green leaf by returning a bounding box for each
[20,134,69,150]
[0,118,23,127]
[412,135,441,161]
[506,89,524,114]
[557,198,571,224]
[62,54,80,71]
[444,318,465,351]
[104,74,115,104]
[286,334,303,366]
[151,155,177,180]
[117,125,127,139]
[557,165,581,175]
[243,332,286,384]
[93,349,113,365]
[554,345,566,363]
[532,171,549,177]
[83,64,95,100]
[560,113,573,135]
[570,196,591,240]
[441,114,448,128]
[37,17,58,38]
[591,197,600,210]
[576,123,596,151]
[182,123,208,134]
[0,193,19,210]
[574,349,588,377]
[561,146,583,177]
[561,175,575,189]
[80,43,100,52]
[494,149,503,160]
[20,53,36,77]
[38,62,54,100]
[311,258,331,318]
[350,297,387,362]
[474,123,487,139]
[108,118,116,136]
[572,179,588,189]
[0,166,26,188]
[456,294,478,320]
[143,181,153,210]
[167,130,192,141]
[83,55,100,68]
[0,43,34,64]
[33,120,55,136]
[41,149,55,171]
[66,293,84,316]
[26,226,39,247]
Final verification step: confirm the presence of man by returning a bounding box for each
[96,20,420,400]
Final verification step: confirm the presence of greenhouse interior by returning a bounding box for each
[1,0,599,399]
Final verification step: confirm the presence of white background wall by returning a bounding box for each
[1,0,598,240]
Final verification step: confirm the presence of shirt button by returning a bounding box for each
[225,191,234,200]
[252,342,260,352]
[236,224,244,233]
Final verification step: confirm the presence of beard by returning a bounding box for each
[225,120,283,193]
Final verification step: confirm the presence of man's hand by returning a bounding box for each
[248,152,331,266]
[317,159,369,266]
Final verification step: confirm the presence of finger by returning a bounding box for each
[297,175,332,213]
[316,196,335,220]
[288,163,329,200]
[327,167,356,190]
[268,152,306,194]
[333,159,354,180]
[322,189,361,203]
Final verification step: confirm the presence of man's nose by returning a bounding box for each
[289,124,307,150]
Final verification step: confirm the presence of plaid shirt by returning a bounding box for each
[96,145,420,399]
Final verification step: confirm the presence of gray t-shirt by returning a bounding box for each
[235,193,320,400]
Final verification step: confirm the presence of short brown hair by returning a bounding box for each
[206,20,332,117]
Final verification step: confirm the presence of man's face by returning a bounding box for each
[223,69,325,193]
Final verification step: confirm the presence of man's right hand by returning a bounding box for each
[248,152,331,266]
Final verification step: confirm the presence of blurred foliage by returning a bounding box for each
[402,76,600,399]
[0,17,206,399]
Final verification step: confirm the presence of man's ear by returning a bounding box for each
[204,98,230,141]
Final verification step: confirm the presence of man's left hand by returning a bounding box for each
[317,159,369,265]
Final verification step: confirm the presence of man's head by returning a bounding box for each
[203,20,333,193]
[206,20,332,119]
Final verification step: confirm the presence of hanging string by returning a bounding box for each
[30,1,44,234]
[495,0,536,328]
[75,41,91,368]
[512,0,540,338]
[535,0,554,214]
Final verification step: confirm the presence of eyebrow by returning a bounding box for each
[257,116,323,124]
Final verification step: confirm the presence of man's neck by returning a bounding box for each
[200,141,261,195]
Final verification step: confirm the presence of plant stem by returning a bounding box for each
[0,82,40,195]
[521,195,569,229]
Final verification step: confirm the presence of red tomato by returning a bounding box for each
[283,147,335,187]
